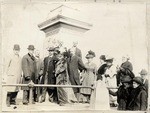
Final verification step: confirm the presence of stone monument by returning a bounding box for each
[38,5,92,56]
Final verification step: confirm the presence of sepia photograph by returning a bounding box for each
[1,0,150,112]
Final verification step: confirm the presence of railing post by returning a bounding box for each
[90,87,96,109]
[28,80,34,104]
[29,87,33,104]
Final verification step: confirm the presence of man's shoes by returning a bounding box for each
[110,103,117,107]
[23,102,28,105]
[59,103,65,106]
[22,100,28,105]
[10,101,16,105]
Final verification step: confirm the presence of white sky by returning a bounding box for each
[1,2,148,76]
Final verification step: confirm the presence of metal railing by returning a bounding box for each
[2,82,118,109]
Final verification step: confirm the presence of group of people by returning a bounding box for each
[4,42,148,111]
[97,54,148,111]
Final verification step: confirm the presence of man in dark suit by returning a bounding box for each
[22,45,36,105]
[40,47,59,103]
[68,48,86,101]
[116,55,133,86]
[121,56,133,71]
[72,41,82,58]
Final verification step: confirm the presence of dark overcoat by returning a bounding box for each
[109,85,133,110]
[42,56,58,89]
[67,55,86,93]
[75,47,82,58]
[143,79,148,95]
[127,86,147,111]
[22,53,36,90]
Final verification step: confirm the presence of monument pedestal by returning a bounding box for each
[38,5,92,56]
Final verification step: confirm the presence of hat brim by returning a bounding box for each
[27,48,35,50]
[14,48,20,50]
[139,72,147,75]
[86,56,94,59]
[48,50,54,51]
[132,80,143,85]
[105,59,113,63]
[122,81,131,83]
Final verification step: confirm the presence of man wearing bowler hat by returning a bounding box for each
[5,44,22,107]
[139,69,148,95]
[22,45,36,105]
[40,47,59,103]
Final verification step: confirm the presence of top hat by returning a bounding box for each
[13,44,20,50]
[132,77,143,85]
[27,45,35,50]
[139,69,148,75]
[48,47,55,51]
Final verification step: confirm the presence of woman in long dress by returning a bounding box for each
[105,57,118,107]
[55,52,77,106]
[94,55,110,110]
[80,50,97,103]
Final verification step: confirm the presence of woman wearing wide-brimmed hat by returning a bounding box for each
[97,55,107,81]
[94,55,110,110]
[80,50,97,103]
[127,77,147,111]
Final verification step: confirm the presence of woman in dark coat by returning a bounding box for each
[97,55,107,81]
[127,77,147,111]
[109,76,133,110]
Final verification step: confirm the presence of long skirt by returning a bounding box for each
[95,80,110,110]
[105,77,117,104]
[80,72,95,102]
[56,73,77,104]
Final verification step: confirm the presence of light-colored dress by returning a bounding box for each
[80,62,96,102]
[95,79,110,110]
[105,65,117,104]
[5,54,22,92]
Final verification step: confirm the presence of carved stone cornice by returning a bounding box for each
[38,15,92,32]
